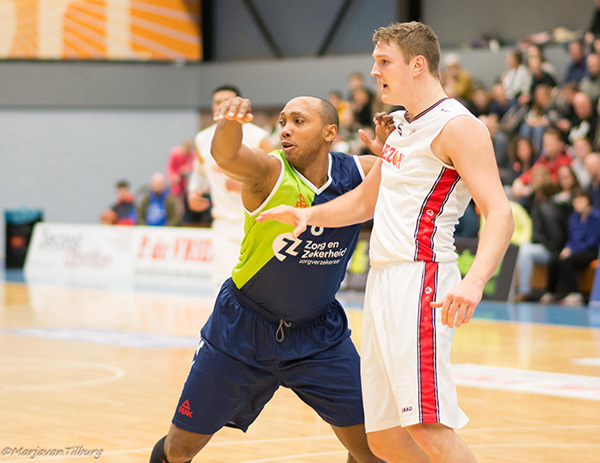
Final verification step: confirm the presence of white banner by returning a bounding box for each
[24,223,214,282]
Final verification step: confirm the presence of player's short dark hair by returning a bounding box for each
[316,97,339,128]
[116,179,130,189]
[213,85,241,97]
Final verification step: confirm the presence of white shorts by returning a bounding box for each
[211,218,244,289]
[361,261,469,432]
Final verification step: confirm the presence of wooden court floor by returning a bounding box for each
[1,278,599,463]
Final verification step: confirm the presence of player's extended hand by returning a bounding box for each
[256,205,308,239]
[358,112,395,156]
[214,96,254,124]
[431,278,483,328]
[188,191,210,212]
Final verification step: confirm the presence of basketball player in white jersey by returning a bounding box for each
[188,86,275,289]
[258,22,514,463]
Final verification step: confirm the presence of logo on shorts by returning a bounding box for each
[178,399,193,418]
[401,406,413,413]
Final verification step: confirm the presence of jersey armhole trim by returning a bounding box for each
[245,153,285,217]
[353,155,366,181]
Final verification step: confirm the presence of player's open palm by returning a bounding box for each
[257,205,308,239]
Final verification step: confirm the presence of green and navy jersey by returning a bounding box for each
[231,150,366,322]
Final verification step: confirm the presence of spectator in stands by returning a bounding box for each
[166,139,195,221]
[328,90,355,131]
[569,137,594,186]
[489,82,511,121]
[584,151,600,208]
[518,84,557,154]
[441,53,475,102]
[563,41,588,85]
[541,188,600,305]
[553,164,580,220]
[579,53,600,103]
[526,43,557,78]
[137,173,182,227]
[552,82,579,136]
[501,49,531,106]
[502,136,536,186]
[512,128,571,204]
[479,114,510,175]
[568,92,599,146]
[585,0,600,45]
[350,86,374,128]
[515,178,566,302]
[110,179,137,225]
[471,85,492,117]
[526,55,557,100]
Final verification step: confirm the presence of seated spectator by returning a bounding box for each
[525,55,557,104]
[137,173,182,227]
[541,188,600,305]
[441,53,475,102]
[569,137,594,186]
[526,43,557,78]
[502,136,537,186]
[552,82,579,136]
[166,139,196,222]
[111,179,137,225]
[562,40,588,85]
[518,84,558,154]
[328,90,355,131]
[584,151,600,208]
[501,49,531,106]
[515,179,566,302]
[489,82,511,121]
[553,164,580,221]
[471,85,492,117]
[350,86,374,127]
[579,53,600,103]
[100,209,118,225]
[512,129,571,205]
[568,92,599,146]
[480,114,510,174]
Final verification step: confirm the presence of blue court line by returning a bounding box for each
[3,267,599,328]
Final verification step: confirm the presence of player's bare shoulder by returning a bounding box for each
[432,115,491,167]
[357,154,380,176]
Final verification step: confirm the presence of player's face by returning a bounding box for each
[278,98,328,165]
[371,40,412,106]
[211,90,238,117]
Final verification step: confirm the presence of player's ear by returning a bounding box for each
[412,55,426,76]
[323,124,338,143]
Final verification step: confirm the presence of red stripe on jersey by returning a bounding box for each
[418,261,439,422]
[415,168,459,261]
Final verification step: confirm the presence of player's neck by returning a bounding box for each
[293,151,330,188]
[404,81,447,123]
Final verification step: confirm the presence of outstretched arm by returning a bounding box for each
[257,159,382,237]
[211,97,281,209]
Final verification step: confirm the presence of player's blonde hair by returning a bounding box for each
[373,22,440,77]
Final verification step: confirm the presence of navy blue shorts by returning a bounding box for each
[172,280,365,435]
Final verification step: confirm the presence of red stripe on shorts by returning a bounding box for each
[415,168,459,261]
[418,261,439,422]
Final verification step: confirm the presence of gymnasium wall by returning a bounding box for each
[0,0,593,259]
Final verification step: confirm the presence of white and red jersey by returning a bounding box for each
[370,98,483,266]
[191,123,269,222]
